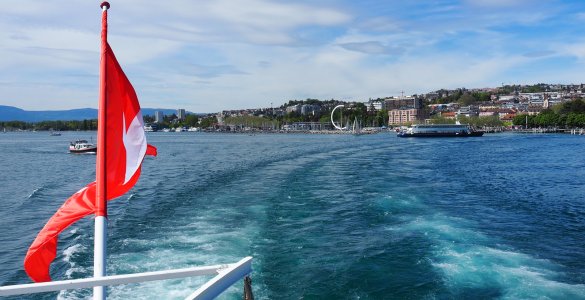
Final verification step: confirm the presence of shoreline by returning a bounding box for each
[2,128,584,135]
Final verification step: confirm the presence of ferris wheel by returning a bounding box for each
[330,105,344,130]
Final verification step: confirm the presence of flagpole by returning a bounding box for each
[95,2,110,299]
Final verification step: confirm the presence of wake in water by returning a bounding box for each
[62,244,85,278]
[385,196,585,299]
[6,133,585,299]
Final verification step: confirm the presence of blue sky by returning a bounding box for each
[2,0,585,112]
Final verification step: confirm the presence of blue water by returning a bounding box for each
[1,132,585,299]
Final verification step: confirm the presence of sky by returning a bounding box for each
[2,0,585,113]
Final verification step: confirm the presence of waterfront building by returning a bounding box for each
[498,95,516,101]
[286,104,302,114]
[440,112,456,119]
[497,109,516,121]
[217,113,225,125]
[177,108,186,120]
[429,104,449,112]
[543,94,551,109]
[525,105,544,115]
[272,108,286,117]
[389,109,423,125]
[479,109,498,117]
[384,97,422,110]
[300,104,320,116]
[500,113,516,122]
[367,99,384,112]
[456,106,479,118]
[386,96,426,125]
[154,111,164,123]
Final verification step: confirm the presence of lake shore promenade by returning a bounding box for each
[2,126,585,135]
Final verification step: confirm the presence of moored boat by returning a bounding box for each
[397,124,484,137]
[143,124,156,132]
[69,139,97,153]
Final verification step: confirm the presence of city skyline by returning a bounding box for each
[2,0,585,112]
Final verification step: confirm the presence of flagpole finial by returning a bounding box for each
[100,1,110,10]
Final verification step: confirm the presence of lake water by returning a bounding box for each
[1,131,585,299]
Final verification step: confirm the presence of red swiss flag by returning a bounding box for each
[23,42,157,282]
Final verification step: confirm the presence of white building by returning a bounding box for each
[216,113,224,125]
[154,111,164,123]
[177,109,186,120]
[286,104,302,114]
[456,106,479,117]
[367,100,384,112]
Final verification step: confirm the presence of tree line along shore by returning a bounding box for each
[2,98,585,132]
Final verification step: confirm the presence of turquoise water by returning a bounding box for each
[1,132,585,299]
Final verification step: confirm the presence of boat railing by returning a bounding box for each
[0,256,252,300]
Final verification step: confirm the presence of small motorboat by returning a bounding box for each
[69,139,97,154]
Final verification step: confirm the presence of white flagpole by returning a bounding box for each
[95,2,110,299]
[94,216,107,300]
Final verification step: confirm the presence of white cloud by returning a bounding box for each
[339,41,404,55]
[108,35,181,65]
[208,0,350,29]
[3,26,96,53]
[0,0,60,16]
[103,0,351,46]
[127,39,535,112]
[0,0,583,112]
[558,41,585,61]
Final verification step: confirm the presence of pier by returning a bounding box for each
[511,128,584,134]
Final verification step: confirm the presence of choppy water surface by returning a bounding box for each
[1,132,585,299]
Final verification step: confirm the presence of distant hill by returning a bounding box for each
[0,106,189,122]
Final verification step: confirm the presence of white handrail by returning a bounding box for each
[186,256,252,300]
[0,256,252,299]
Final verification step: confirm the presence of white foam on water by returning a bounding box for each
[63,244,85,277]
[57,290,88,300]
[97,215,263,299]
[62,243,84,270]
[27,187,41,199]
[433,244,585,299]
[58,243,89,300]
[392,213,585,298]
[376,194,425,217]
